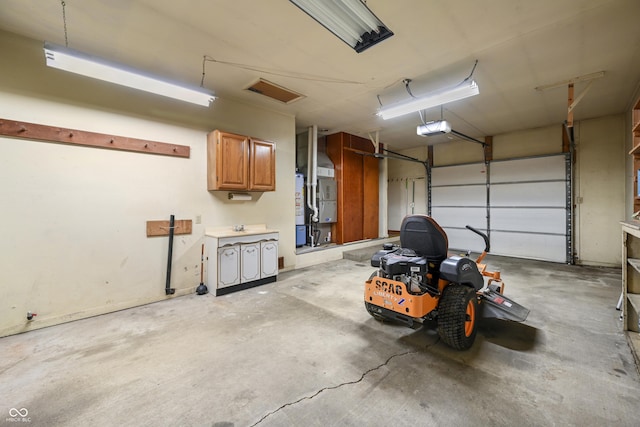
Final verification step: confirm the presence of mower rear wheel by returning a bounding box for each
[437,284,478,350]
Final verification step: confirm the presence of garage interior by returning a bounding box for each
[1,0,640,425]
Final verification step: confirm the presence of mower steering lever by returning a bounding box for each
[465,225,490,253]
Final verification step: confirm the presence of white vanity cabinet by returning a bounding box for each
[241,243,261,283]
[218,245,240,288]
[206,226,279,296]
[261,240,278,278]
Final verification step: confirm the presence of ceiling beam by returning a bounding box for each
[534,71,605,92]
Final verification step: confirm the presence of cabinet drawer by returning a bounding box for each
[218,232,279,246]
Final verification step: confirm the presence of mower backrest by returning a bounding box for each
[400,215,448,262]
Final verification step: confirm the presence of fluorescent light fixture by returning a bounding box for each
[43,42,215,107]
[289,0,393,53]
[378,80,479,120]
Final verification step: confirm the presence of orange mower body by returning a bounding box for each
[364,215,528,350]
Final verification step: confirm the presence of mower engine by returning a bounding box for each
[372,246,433,294]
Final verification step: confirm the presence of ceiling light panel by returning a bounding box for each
[378,80,479,120]
[289,0,393,53]
[43,42,215,107]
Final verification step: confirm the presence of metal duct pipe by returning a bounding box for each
[305,125,319,223]
[305,125,319,247]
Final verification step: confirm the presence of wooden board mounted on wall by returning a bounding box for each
[0,118,190,158]
[146,219,193,237]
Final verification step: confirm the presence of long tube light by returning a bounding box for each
[43,42,215,107]
[289,0,393,53]
[378,80,479,120]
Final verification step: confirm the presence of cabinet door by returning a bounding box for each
[241,243,261,283]
[260,240,278,278]
[249,139,276,191]
[363,154,379,239]
[218,245,240,287]
[207,131,249,190]
[326,132,379,244]
[342,144,364,242]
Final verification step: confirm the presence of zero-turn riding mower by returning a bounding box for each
[364,214,529,350]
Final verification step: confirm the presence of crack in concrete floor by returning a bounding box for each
[250,338,440,426]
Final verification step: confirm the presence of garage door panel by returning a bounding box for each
[491,156,566,182]
[491,231,566,262]
[432,207,486,229]
[490,182,565,207]
[432,186,486,206]
[491,208,566,234]
[443,227,487,254]
[432,163,486,185]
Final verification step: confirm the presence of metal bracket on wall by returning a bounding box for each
[0,118,190,158]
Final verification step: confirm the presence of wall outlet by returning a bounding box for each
[195,215,202,224]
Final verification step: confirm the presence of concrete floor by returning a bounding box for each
[1,255,638,426]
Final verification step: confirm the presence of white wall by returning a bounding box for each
[574,115,626,266]
[0,31,297,336]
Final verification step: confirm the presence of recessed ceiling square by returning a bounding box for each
[245,78,305,104]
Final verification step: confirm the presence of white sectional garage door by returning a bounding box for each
[489,155,568,262]
[431,162,488,254]
[429,154,569,263]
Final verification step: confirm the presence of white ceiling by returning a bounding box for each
[1,0,639,150]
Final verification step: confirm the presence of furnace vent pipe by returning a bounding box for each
[306,125,319,224]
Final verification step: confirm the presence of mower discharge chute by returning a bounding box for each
[364,215,529,350]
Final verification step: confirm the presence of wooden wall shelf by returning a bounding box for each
[146,219,192,237]
[0,118,190,158]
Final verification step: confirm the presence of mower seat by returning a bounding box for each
[400,215,448,262]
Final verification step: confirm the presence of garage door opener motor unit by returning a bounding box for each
[364,215,529,350]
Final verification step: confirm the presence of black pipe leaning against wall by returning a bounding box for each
[165,214,176,295]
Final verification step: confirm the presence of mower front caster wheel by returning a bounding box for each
[437,284,478,350]
[364,302,388,322]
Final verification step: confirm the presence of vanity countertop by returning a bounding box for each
[205,224,278,238]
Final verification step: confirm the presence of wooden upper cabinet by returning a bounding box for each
[249,138,276,191]
[207,130,276,192]
[208,130,249,190]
